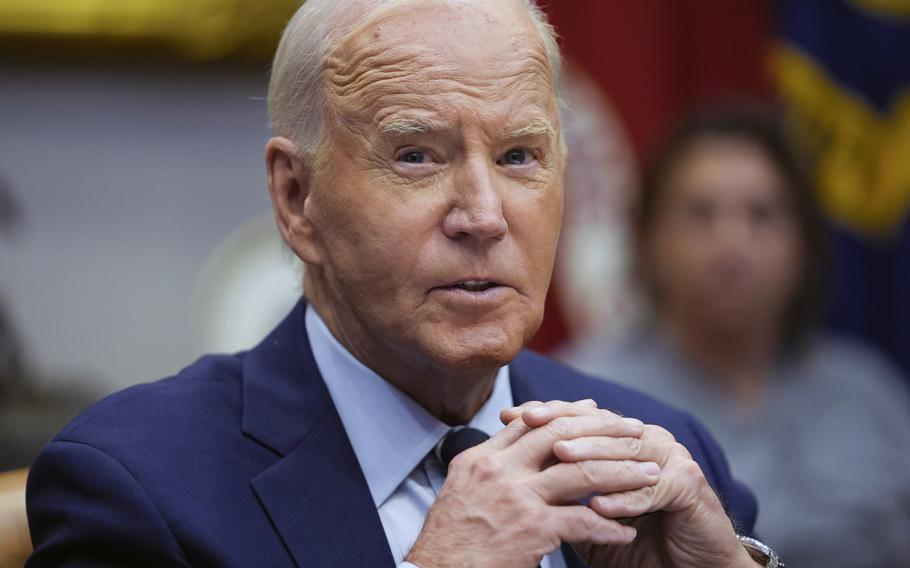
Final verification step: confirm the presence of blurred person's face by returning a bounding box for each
[644,137,801,337]
[270,0,564,377]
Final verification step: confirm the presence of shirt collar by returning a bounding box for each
[305,305,512,508]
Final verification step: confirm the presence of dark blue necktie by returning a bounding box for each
[435,426,490,473]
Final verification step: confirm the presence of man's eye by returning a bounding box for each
[398,151,427,164]
[498,147,532,166]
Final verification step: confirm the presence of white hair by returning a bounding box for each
[267,0,563,163]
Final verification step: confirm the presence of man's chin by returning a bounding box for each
[402,306,542,374]
[443,348,518,375]
[420,328,526,375]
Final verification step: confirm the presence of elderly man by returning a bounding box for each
[26,1,776,566]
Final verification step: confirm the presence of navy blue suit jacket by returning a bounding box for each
[26,301,756,567]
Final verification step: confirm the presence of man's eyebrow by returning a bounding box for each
[377,116,446,136]
[506,117,557,140]
[376,115,557,140]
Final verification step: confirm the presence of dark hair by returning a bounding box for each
[634,102,826,351]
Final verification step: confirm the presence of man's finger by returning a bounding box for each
[553,435,644,463]
[504,412,644,469]
[589,486,658,519]
[499,399,597,425]
[466,418,534,458]
[554,430,682,467]
[632,425,687,467]
[499,400,546,425]
[520,400,611,428]
[548,505,638,545]
[531,459,661,504]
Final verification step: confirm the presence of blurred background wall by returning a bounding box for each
[1,0,908,463]
[1,64,274,392]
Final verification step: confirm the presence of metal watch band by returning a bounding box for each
[737,535,785,568]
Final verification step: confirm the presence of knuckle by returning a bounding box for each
[580,508,600,533]
[634,485,656,505]
[546,416,573,439]
[493,480,521,506]
[645,424,676,442]
[671,441,693,460]
[622,436,642,455]
[516,507,546,537]
[597,409,621,427]
[576,460,601,486]
[677,458,705,484]
[471,455,503,481]
[615,492,639,515]
[621,460,642,478]
[625,486,656,513]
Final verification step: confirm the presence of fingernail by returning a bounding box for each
[527,407,548,417]
[575,398,597,406]
[638,462,660,476]
[558,439,579,453]
[622,417,644,428]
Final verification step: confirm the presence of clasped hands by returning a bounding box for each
[407,399,758,568]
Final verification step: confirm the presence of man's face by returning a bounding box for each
[646,137,801,334]
[298,0,564,374]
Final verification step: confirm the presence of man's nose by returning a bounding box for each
[442,159,508,241]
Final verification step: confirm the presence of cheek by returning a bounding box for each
[510,187,564,272]
[315,182,444,290]
[654,230,707,277]
[645,227,715,304]
[759,232,803,293]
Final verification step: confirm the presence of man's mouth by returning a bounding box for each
[452,280,497,292]
[431,278,511,306]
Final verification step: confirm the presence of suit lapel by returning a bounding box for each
[242,300,394,567]
[250,407,394,567]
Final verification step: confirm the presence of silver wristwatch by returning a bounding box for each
[737,535,785,568]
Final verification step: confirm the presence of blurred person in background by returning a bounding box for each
[566,105,910,567]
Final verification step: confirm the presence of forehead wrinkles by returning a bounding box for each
[326,49,554,132]
[323,15,554,131]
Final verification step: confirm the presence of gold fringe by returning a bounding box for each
[770,44,910,237]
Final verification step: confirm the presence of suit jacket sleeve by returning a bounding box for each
[26,440,192,568]
[683,414,758,536]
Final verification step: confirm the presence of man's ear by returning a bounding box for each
[265,137,323,265]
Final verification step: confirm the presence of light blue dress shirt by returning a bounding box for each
[306,306,567,568]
